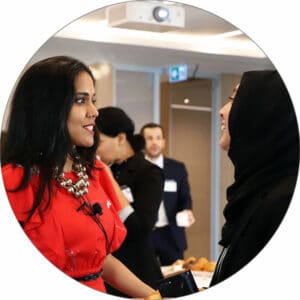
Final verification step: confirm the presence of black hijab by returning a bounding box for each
[220,70,299,247]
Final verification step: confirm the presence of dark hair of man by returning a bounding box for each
[1,56,99,224]
[140,122,164,137]
[96,106,145,152]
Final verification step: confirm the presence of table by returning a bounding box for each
[161,265,213,288]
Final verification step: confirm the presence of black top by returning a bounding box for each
[210,70,299,286]
[106,151,164,295]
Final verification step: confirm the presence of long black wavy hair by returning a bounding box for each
[1,56,100,224]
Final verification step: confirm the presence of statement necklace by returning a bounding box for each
[55,163,89,198]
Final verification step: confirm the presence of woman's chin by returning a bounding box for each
[76,139,94,148]
[219,139,230,152]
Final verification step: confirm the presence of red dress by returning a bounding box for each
[2,159,127,292]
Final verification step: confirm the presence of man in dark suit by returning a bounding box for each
[140,123,195,266]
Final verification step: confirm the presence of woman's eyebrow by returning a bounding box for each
[75,91,96,97]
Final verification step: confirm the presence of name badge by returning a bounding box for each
[164,179,177,192]
[121,185,134,203]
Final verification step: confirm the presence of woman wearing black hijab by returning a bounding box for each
[210,70,299,286]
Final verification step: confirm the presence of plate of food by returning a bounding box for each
[161,256,216,288]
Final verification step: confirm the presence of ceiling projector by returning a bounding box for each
[106,1,185,32]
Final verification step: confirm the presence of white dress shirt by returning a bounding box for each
[145,154,169,227]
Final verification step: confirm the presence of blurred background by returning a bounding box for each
[2,0,273,261]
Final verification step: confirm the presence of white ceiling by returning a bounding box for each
[32,1,273,75]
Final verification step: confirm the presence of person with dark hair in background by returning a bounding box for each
[209,70,299,286]
[1,56,162,299]
[95,107,164,297]
[140,123,195,266]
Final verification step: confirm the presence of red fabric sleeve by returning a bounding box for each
[2,164,66,268]
[2,165,42,228]
[94,159,122,211]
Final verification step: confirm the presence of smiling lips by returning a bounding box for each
[83,124,95,134]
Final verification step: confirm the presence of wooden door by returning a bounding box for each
[161,79,212,258]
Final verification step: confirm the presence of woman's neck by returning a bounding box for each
[63,156,74,172]
[116,143,135,164]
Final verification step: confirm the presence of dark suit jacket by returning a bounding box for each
[163,157,193,251]
[110,151,164,289]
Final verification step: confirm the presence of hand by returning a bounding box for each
[182,209,195,227]
[144,290,162,300]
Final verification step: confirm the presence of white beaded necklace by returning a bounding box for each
[55,163,89,198]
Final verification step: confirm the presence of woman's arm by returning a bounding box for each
[102,254,161,299]
[102,159,164,238]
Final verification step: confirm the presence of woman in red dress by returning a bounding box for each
[1,56,161,299]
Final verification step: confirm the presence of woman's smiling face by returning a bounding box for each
[219,84,239,151]
[67,71,98,148]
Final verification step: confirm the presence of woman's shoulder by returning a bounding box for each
[133,153,159,170]
[1,164,25,188]
[93,157,105,169]
[257,176,296,206]
[2,163,23,173]
[136,156,164,181]
[241,176,296,238]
